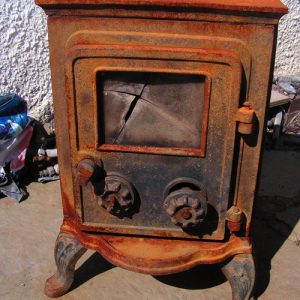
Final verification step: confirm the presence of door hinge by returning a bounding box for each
[226,206,242,233]
[235,102,256,135]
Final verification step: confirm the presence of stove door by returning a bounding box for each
[67,34,250,240]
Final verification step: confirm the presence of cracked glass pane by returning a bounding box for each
[97,72,205,149]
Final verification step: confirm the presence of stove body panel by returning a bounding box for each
[36,1,287,297]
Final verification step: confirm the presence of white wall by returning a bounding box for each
[0,0,52,122]
[275,0,300,78]
[0,0,299,121]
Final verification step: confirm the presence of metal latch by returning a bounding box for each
[235,102,256,135]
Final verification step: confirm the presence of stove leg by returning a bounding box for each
[44,232,87,298]
[221,254,255,300]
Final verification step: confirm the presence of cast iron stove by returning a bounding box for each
[35,1,287,299]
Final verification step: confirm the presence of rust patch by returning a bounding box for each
[61,219,251,275]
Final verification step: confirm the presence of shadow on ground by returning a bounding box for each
[153,265,226,290]
[71,253,114,291]
[252,148,300,298]
[70,251,226,293]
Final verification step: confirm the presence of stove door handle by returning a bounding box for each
[74,159,96,187]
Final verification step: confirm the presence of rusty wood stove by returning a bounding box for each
[35,1,287,299]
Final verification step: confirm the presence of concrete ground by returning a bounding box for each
[0,149,299,300]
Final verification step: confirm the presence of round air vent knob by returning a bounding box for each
[164,185,207,229]
[98,174,136,217]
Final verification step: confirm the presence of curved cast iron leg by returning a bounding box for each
[44,232,87,298]
[221,254,255,300]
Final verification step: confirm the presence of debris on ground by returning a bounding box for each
[275,75,300,96]
[0,93,32,201]
[283,96,300,136]
[27,119,59,183]
[266,74,300,148]
[0,93,59,202]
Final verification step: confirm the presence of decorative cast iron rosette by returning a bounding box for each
[98,174,136,217]
[164,189,207,228]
